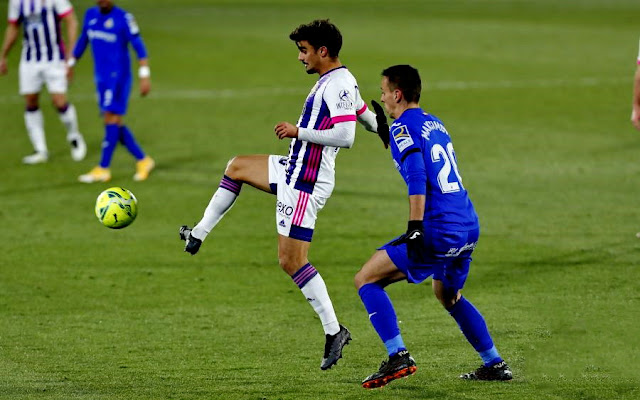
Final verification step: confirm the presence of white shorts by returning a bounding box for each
[268,155,327,242]
[19,60,67,95]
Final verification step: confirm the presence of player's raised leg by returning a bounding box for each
[51,93,86,162]
[355,250,417,389]
[279,235,350,370]
[433,279,512,381]
[180,155,271,255]
[22,93,49,164]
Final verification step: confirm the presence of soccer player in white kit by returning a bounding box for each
[0,0,86,164]
[179,19,383,370]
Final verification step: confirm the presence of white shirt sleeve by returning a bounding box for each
[357,106,379,134]
[53,0,73,17]
[637,37,640,64]
[8,0,20,23]
[298,121,356,148]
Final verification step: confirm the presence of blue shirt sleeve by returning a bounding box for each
[390,123,426,196]
[402,151,427,196]
[72,12,89,59]
[124,12,147,59]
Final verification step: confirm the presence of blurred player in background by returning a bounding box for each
[1,0,86,164]
[179,19,385,370]
[632,37,640,130]
[355,65,512,389]
[69,0,154,183]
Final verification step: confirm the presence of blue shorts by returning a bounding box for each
[381,227,480,291]
[96,76,132,115]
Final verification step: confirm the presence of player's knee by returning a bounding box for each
[354,266,375,289]
[353,270,366,289]
[224,157,241,179]
[278,255,300,276]
[434,287,460,309]
[24,96,39,109]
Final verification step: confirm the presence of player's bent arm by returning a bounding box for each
[297,120,356,148]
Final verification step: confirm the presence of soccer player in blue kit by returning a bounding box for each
[69,0,154,183]
[355,65,512,389]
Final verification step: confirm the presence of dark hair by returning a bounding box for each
[289,19,342,58]
[382,65,421,103]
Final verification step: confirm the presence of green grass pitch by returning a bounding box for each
[1,0,639,398]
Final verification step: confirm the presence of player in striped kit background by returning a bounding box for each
[179,19,385,370]
[1,0,86,164]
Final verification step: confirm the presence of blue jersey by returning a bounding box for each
[73,6,147,82]
[389,108,478,231]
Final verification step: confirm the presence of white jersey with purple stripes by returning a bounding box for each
[286,66,366,198]
[8,0,73,63]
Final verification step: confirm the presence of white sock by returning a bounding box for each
[24,109,47,154]
[192,187,238,241]
[297,268,340,335]
[58,103,81,139]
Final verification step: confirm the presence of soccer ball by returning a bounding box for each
[95,187,138,229]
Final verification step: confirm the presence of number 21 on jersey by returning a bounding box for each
[431,142,464,193]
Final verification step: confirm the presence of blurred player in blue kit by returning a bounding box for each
[355,65,512,389]
[69,0,154,183]
[0,0,86,164]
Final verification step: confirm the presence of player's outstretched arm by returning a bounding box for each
[0,23,19,76]
[632,65,640,130]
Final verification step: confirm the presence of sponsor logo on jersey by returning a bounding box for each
[392,125,414,152]
[336,89,354,110]
[26,14,41,26]
[87,29,117,43]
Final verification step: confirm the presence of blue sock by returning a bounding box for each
[99,124,120,168]
[359,283,406,356]
[119,125,145,160]
[448,296,502,367]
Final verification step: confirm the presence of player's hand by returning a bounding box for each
[390,220,425,261]
[0,58,8,75]
[139,77,151,97]
[632,106,640,131]
[371,100,390,149]
[274,122,298,140]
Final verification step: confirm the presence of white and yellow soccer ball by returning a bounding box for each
[95,187,138,229]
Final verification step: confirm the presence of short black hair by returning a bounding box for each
[382,65,421,103]
[289,19,342,58]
